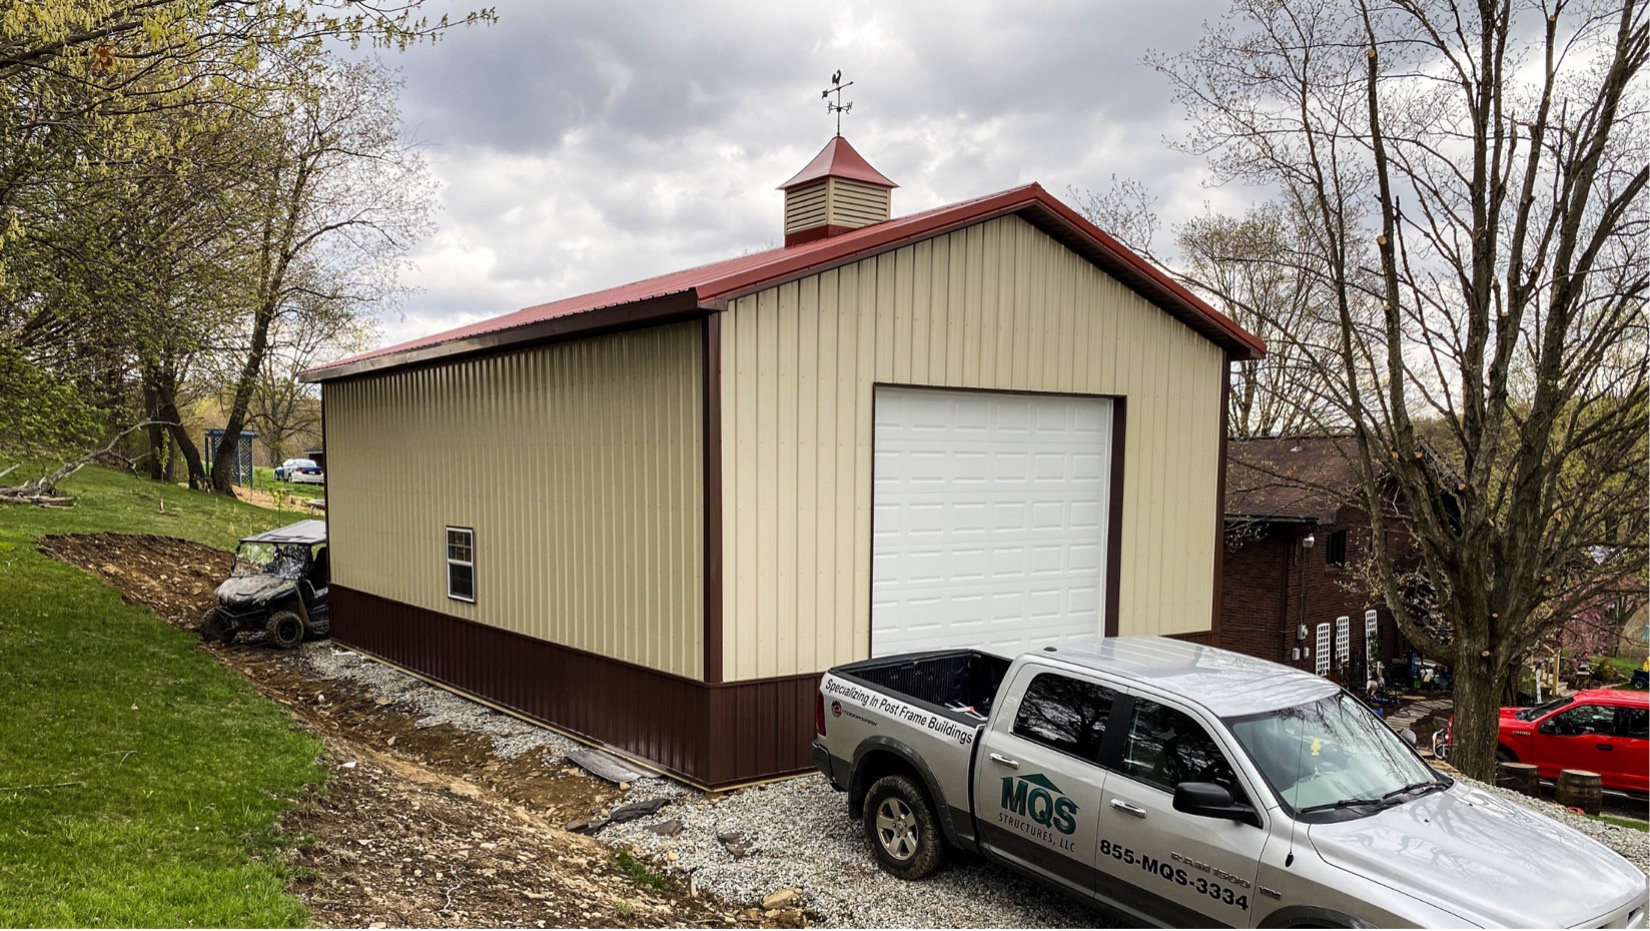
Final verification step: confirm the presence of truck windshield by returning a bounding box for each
[1228,692,1439,818]
[232,542,307,580]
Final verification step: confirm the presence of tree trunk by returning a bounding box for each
[141,381,166,481]
[153,374,207,490]
[1448,646,1502,782]
[212,300,278,494]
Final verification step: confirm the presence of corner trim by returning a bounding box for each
[703,313,724,684]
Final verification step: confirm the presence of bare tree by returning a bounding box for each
[208,59,433,492]
[1154,0,1650,779]
[1074,186,1345,436]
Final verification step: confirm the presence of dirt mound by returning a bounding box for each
[38,533,230,629]
[286,746,727,928]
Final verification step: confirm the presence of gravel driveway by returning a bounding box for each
[307,647,1647,928]
[604,776,1110,928]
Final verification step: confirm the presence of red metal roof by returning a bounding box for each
[304,183,1265,382]
[776,136,897,190]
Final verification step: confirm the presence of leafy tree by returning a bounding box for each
[206,59,433,493]
[1153,0,1649,779]
[0,0,484,476]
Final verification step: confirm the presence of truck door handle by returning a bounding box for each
[989,753,1020,769]
[1111,799,1147,818]
[1597,743,1614,751]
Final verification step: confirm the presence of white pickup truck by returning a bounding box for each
[811,637,1648,928]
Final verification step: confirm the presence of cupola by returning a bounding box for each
[777,136,897,247]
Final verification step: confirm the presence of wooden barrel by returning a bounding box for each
[1497,761,1541,798]
[1555,769,1602,814]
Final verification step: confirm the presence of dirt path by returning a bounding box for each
[41,533,799,929]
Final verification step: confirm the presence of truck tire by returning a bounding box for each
[863,773,946,880]
[199,608,233,644]
[1495,745,1516,764]
[266,611,305,650]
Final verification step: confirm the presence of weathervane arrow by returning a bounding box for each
[822,70,854,137]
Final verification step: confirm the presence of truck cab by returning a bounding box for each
[815,638,1649,928]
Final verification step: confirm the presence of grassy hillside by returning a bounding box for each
[0,466,324,926]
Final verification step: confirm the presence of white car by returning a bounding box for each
[274,458,324,485]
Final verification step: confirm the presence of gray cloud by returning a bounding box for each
[369,0,1247,346]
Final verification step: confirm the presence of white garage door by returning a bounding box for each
[871,386,1113,657]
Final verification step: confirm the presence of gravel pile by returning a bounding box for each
[603,776,1105,928]
[303,645,584,761]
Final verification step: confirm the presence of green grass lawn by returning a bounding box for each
[0,465,324,926]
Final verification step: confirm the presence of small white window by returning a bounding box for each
[1364,610,1380,667]
[446,527,475,603]
[1335,615,1351,667]
[1315,623,1331,676]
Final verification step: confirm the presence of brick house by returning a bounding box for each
[1217,436,1400,684]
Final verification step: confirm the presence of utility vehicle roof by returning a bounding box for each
[241,520,327,546]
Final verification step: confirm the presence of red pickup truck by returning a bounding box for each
[1497,689,1649,794]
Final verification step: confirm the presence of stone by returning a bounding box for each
[644,819,684,836]
[762,888,799,909]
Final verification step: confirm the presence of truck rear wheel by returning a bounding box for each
[863,774,945,880]
[266,611,305,650]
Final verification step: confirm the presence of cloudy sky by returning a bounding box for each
[369,0,1258,348]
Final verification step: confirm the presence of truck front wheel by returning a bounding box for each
[863,774,946,880]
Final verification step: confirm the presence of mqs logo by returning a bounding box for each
[1000,773,1079,834]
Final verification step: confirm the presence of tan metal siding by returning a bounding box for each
[326,322,704,679]
[719,215,1224,680]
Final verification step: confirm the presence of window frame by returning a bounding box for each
[1364,610,1380,667]
[1335,615,1351,668]
[1540,702,1616,737]
[1325,529,1348,567]
[1009,669,1121,765]
[1315,623,1331,676]
[445,525,476,603]
[1108,689,1247,815]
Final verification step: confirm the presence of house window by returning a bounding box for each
[1325,529,1348,567]
[1315,623,1331,676]
[1335,615,1351,668]
[1364,610,1380,667]
[446,527,475,602]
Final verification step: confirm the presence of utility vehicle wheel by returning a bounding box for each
[1495,745,1517,764]
[863,774,946,880]
[266,611,305,650]
[199,608,233,644]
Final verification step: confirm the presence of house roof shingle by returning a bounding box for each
[1226,435,1362,523]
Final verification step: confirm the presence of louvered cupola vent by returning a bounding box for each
[778,137,897,247]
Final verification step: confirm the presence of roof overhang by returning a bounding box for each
[304,183,1264,384]
[302,293,707,383]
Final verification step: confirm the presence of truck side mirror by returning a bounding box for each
[1173,782,1261,827]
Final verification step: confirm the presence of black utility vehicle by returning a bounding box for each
[200,519,330,648]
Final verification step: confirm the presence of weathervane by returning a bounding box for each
[821,70,854,136]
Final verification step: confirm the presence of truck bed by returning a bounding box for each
[832,650,1011,721]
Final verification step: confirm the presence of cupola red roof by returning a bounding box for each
[777,136,897,191]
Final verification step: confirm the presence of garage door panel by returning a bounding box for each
[872,386,1112,658]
